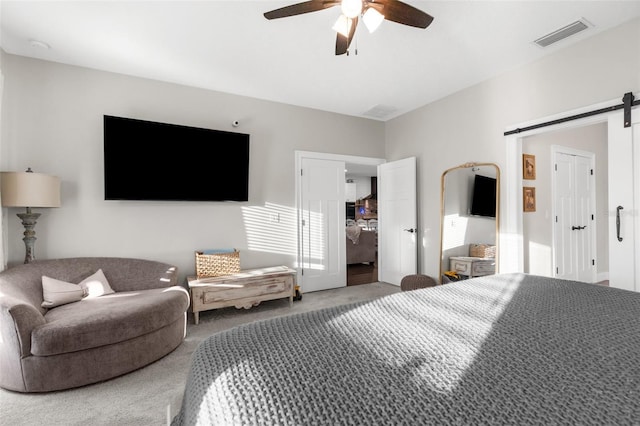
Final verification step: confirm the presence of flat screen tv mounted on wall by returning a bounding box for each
[470,174,496,218]
[104,115,250,201]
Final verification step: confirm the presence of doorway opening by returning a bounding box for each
[295,151,384,292]
[504,118,609,278]
[296,151,418,291]
[519,125,606,283]
[503,96,640,289]
[346,172,378,286]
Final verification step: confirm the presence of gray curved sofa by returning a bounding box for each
[0,257,190,393]
[346,230,377,264]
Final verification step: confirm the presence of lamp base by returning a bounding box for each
[16,212,41,264]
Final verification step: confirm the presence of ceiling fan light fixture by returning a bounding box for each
[363,8,384,33]
[341,0,363,19]
[263,0,434,55]
[332,14,352,37]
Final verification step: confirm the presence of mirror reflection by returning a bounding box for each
[439,162,500,283]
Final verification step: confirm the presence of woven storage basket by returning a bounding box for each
[195,250,240,278]
[469,244,496,258]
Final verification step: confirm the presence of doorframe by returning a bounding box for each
[502,95,631,275]
[294,151,385,288]
[550,145,596,282]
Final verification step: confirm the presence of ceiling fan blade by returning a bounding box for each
[369,0,434,29]
[264,1,340,20]
[335,16,358,55]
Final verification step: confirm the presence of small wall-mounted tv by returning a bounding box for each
[470,174,496,218]
[104,115,250,202]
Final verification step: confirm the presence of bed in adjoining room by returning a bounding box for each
[171,273,640,425]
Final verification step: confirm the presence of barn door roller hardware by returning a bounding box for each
[623,92,635,128]
[504,91,640,136]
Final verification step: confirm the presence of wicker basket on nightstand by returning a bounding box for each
[195,250,240,278]
[469,244,496,258]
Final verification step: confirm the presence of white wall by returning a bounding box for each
[522,123,608,278]
[385,18,640,279]
[0,53,5,269]
[0,54,385,282]
[346,175,373,200]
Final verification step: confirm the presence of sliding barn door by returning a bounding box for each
[608,109,639,292]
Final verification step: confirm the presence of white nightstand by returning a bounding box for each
[449,256,495,278]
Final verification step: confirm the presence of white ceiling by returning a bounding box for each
[1,1,639,121]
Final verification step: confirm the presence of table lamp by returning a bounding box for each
[0,168,61,263]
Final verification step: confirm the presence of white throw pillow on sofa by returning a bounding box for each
[41,276,85,308]
[79,269,115,298]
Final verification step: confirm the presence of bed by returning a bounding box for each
[171,273,640,425]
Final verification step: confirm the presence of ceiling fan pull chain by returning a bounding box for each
[347,34,358,56]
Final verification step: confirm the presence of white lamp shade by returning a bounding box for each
[332,15,353,37]
[341,0,362,18]
[0,171,61,208]
[363,8,384,33]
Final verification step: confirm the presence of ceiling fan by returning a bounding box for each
[264,0,434,55]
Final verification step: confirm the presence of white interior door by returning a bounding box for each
[300,158,346,292]
[608,109,639,291]
[573,154,595,282]
[377,157,417,286]
[553,148,595,282]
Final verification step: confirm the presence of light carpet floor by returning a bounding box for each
[0,282,400,426]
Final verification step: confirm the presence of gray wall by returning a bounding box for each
[346,175,373,200]
[0,54,385,281]
[385,18,639,279]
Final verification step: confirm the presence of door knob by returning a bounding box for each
[403,228,417,233]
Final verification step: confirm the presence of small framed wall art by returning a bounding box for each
[523,154,536,180]
[523,187,536,212]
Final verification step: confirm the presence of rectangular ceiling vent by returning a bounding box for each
[534,19,590,48]
[363,104,398,120]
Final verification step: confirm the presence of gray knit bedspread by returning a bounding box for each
[172,273,640,425]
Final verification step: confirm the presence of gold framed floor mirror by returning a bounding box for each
[439,162,500,284]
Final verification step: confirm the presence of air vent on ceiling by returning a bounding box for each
[363,104,398,120]
[534,19,590,48]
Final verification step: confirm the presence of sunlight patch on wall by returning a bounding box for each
[241,202,297,256]
[442,214,469,251]
[528,241,552,276]
[499,231,524,273]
